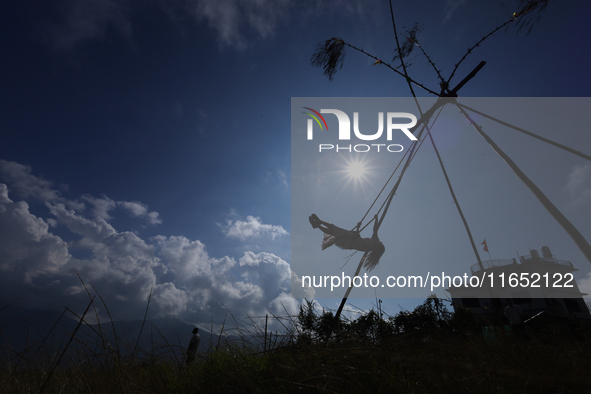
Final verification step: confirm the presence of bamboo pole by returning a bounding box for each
[427,130,485,271]
[455,102,591,265]
[264,314,268,352]
[333,65,488,321]
[335,252,368,320]
[335,119,432,321]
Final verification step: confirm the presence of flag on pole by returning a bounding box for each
[481,239,489,252]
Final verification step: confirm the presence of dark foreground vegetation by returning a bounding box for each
[2,297,590,393]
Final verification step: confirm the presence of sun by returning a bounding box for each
[338,155,373,191]
[346,159,368,180]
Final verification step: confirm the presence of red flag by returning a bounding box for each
[481,239,489,253]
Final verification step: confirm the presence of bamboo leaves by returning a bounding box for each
[311,38,346,81]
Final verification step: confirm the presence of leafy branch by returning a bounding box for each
[311,37,440,96]
[311,0,551,93]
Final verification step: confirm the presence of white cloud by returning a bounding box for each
[120,200,148,216]
[239,251,290,292]
[146,211,161,224]
[0,162,161,226]
[277,170,288,187]
[290,270,316,299]
[0,183,11,204]
[0,161,295,324]
[154,235,216,278]
[46,203,160,314]
[193,0,290,49]
[33,0,371,52]
[35,0,293,50]
[152,282,191,316]
[47,202,117,240]
[119,201,162,224]
[193,0,375,49]
[82,195,117,220]
[79,195,164,225]
[0,184,71,283]
[0,160,63,202]
[224,215,288,241]
[565,163,591,206]
[269,292,299,316]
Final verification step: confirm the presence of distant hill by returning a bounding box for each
[0,306,228,364]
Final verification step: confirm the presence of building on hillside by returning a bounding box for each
[447,246,591,326]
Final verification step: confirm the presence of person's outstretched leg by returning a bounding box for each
[309,214,333,234]
[309,214,321,229]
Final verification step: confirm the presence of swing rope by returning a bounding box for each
[335,106,442,319]
[457,102,591,163]
[456,103,591,265]
[354,104,443,234]
[350,140,412,232]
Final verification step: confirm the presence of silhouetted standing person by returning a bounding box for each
[186,327,200,365]
[504,299,524,337]
[504,299,523,325]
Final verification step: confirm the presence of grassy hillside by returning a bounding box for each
[1,298,590,393]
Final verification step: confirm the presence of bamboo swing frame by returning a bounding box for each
[310,0,590,320]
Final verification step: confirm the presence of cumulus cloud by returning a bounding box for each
[240,251,291,293]
[152,237,294,321]
[0,184,70,283]
[81,196,161,224]
[82,195,117,220]
[154,235,216,278]
[0,160,162,227]
[45,202,159,314]
[152,282,191,316]
[119,200,147,217]
[0,165,295,324]
[0,160,63,202]
[269,292,299,316]
[290,270,316,299]
[223,215,288,241]
[119,201,162,224]
[565,163,591,206]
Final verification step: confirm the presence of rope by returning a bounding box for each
[426,123,484,271]
[456,102,591,265]
[457,102,591,163]
[352,140,412,232]
[368,107,442,232]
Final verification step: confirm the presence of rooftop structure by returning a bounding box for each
[470,245,575,275]
[448,246,590,324]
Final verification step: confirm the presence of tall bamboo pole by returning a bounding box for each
[427,130,485,271]
[335,251,368,319]
[455,102,591,265]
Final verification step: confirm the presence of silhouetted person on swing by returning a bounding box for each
[309,213,385,271]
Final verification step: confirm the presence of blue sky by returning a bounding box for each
[292,97,591,301]
[1,0,590,326]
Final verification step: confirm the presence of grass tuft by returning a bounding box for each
[1,296,590,393]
